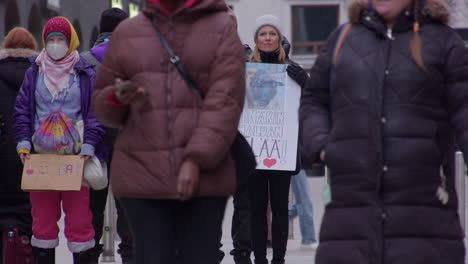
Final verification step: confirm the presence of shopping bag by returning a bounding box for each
[323,167,332,206]
[84,156,108,190]
[2,228,34,264]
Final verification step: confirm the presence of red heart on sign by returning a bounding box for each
[26,169,34,176]
[263,158,277,168]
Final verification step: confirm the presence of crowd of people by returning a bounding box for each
[0,0,467,264]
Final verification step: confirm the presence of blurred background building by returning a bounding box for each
[227,0,468,69]
[0,0,467,69]
[0,0,143,51]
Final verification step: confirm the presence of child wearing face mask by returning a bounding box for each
[13,16,107,264]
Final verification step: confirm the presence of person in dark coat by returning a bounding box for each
[0,27,38,263]
[300,0,468,263]
[81,8,134,264]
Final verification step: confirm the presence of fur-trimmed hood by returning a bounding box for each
[0,48,38,91]
[0,48,38,61]
[348,0,450,25]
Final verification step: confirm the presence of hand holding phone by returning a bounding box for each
[115,78,138,94]
[114,78,146,104]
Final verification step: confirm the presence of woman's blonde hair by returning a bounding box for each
[250,26,287,64]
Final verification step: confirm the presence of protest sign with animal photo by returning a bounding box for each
[239,62,300,171]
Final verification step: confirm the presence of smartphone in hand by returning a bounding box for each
[115,80,138,95]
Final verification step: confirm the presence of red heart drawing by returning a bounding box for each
[26,169,34,176]
[263,158,277,168]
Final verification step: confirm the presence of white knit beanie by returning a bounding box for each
[253,14,282,41]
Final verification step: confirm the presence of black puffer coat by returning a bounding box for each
[300,0,468,263]
[0,48,38,234]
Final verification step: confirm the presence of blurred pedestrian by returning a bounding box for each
[0,27,38,263]
[13,17,106,264]
[92,0,245,263]
[214,7,254,264]
[288,170,318,250]
[300,0,468,263]
[81,8,134,264]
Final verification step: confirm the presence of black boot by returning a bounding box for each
[73,246,101,264]
[73,250,94,264]
[254,259,268,264]
[33,247,55,264]
[271,260,285,264]
[233,251,253,264]
[235,256,253,264]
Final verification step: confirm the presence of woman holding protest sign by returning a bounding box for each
[247,14,308,264]
[13,17,106,263]
[300,0,468,263]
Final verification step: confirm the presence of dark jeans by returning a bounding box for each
[248,171,291,263]
[89,186,133,262]
[230,172,252,258]
[121,197,227,264]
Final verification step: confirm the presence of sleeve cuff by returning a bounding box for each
[80,143,96,156]
[17,141,31,153]
[107,90,126,108]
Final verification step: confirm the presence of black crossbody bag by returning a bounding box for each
[149,21,257,176]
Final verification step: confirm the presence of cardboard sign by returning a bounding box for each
[239,63,301,171]
[21,154,84,191]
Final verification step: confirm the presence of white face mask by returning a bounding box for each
[46,43,68,60]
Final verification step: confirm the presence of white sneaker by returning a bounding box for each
[300,242,318,251]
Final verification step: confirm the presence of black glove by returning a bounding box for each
[287,63,308,88]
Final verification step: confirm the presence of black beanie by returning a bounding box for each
[99,8,129,33]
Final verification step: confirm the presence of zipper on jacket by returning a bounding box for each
[166,19,176,178]
[377,29,393,264]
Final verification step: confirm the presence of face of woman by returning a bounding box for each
[256,26,280,53]
[46,35,69,60]
[372,0,414,24]
[46,35,68,46]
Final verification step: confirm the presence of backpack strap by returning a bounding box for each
[333,23,352,65]
[81,51,102,72]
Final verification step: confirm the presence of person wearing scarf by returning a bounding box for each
[247,14,307,264]
[13,16,106,264]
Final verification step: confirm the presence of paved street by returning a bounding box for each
[54,173,468,264]
[55,176,328,263]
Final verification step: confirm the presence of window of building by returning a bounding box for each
[129,2,140,17]
[111,0,124,9]
[291,5,339,55]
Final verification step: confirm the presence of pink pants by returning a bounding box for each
[29,186,95,252]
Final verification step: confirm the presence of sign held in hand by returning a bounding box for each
[21,154,84,191]
[239,63,300,171]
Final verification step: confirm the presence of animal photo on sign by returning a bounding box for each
[246,67,285,111]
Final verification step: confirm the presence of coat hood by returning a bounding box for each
[143,0,227,19]
[0,48,38,61]
[0,48,38,90]
[348,0,450,25]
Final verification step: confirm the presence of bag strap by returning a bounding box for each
[149,20,205,99]
[81,51,102,72]
[333,23,352,66]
